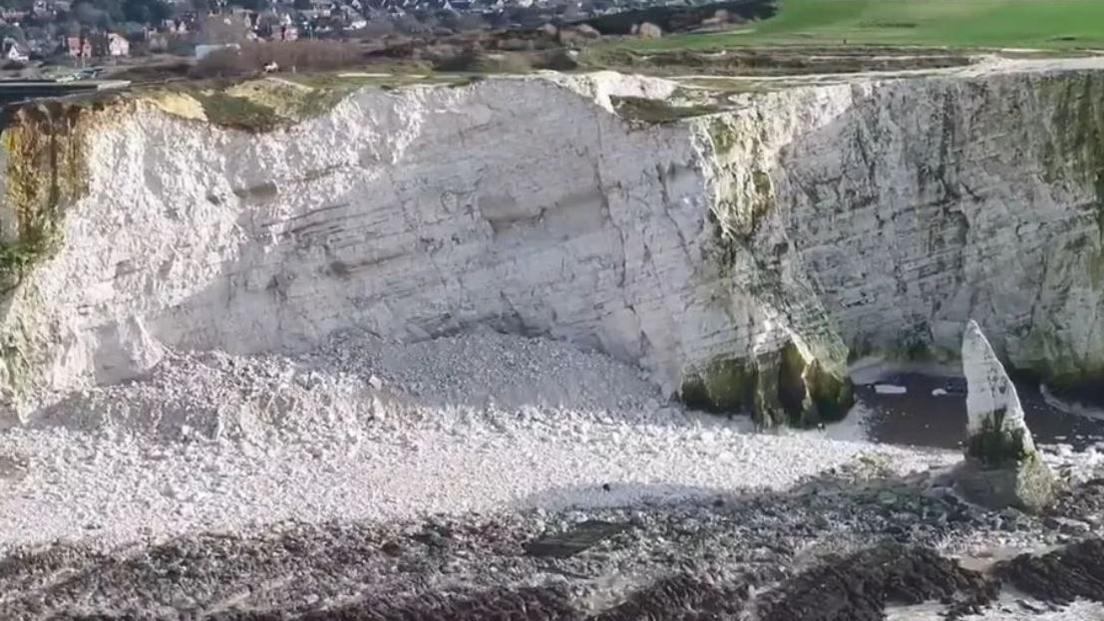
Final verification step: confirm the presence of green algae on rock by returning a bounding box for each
[0,102,95,415]
[680,341,853,427]
[955,454,1057,514]
[0,102,90,292]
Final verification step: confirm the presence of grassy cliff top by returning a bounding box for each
[122,71,743,131]
[1,71,479,133]
[633,0,1104,52]
[151,72,477,132]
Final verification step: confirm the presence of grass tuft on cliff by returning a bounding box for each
[191,91,284,132]
[611,96,721,124]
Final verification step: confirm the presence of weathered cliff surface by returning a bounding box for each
[763,68,1104,386]
[1,63,1103,427]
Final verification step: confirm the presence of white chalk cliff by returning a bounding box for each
[2,62,1104,426]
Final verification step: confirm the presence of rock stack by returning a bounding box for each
[955,320,1056,512]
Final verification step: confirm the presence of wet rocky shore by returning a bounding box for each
[3,461,1102,620]
[3,335,1104,619]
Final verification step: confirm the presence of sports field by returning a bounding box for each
[639,0,1104,50]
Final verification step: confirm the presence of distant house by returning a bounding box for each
[162,18,189,34]
[2,39,27,62]
[146,31,168,53]
[276,25,299,41]
[64,35,92,58]
[107,32,129,57]
[85,33,123,58]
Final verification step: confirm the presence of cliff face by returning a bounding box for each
[761,71,1104,386]
[1,65,1102,427]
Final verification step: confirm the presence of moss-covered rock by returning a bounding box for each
[954,453,1057,514]
[0,102,90,292]
[966,407,1031,468]
[680,357,758,414]
[802,355,854,422]
[0,101,94,416]
[680,340,853,427]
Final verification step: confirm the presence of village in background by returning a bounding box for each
[0,0,711,80]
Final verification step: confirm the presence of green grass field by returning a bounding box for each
[640,0,1104,51]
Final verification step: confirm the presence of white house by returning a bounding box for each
[107,32,129,57]
[2,40,27,62]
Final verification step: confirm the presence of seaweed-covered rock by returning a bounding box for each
[997,538,1104,604]
[593,574,747,620]
[953,456,1056,515]
[757,543,998,621]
